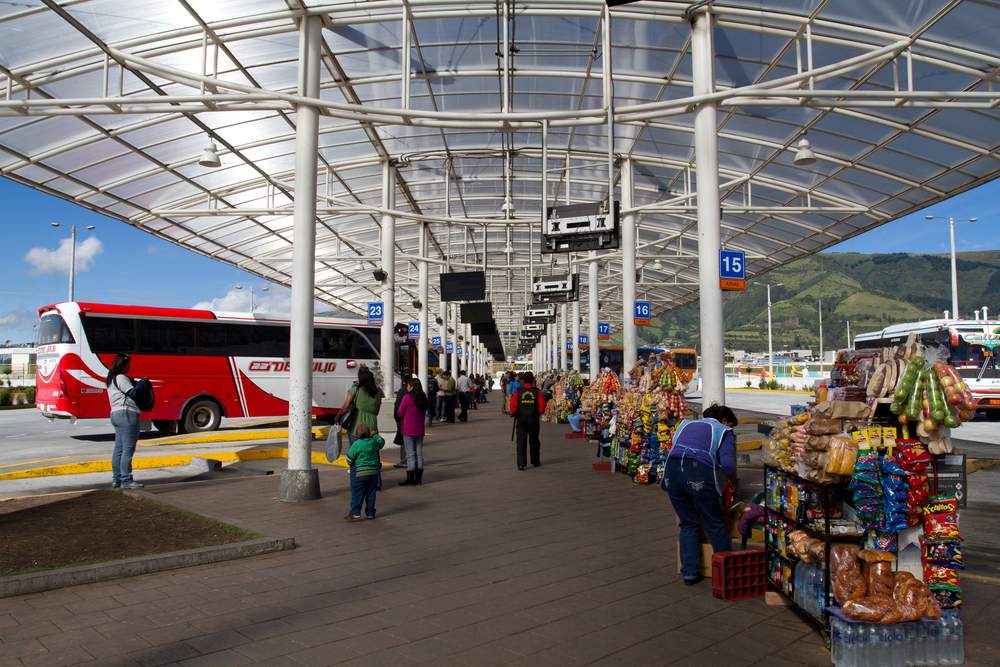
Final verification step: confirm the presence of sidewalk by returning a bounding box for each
[1,406,997,666]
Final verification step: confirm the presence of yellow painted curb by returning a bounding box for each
[0,448,346,481]
[727,388,814,395]
[967,458,1000,474]
[141,426,331,447]
[963,572,1000,586]
[737,439,765,452]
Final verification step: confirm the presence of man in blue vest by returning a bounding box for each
[665,404,738,585]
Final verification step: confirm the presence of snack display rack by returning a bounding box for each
[764,464,864,641]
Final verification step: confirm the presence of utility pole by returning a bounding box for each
[50,223,95,302]
[818,299,823,372]
[754,281,782,382]
[925,214,976,319]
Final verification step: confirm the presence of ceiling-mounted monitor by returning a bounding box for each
[543,198,620,254]
[460,302,493,323]
[440,271,486,302]
[532,273,580,303]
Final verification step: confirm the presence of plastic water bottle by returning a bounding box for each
[868,624,884,666]
[925,617,942,664]
[831,617,846,667]
[841,621,858,667]
[941,612,965,665]
[889,623,907,666]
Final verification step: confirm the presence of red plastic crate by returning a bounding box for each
[711,548,766,601]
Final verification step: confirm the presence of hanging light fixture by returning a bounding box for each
[793,136,816,166]
[653,259,665,271]
[198,141,222,168]
[501,195,515,216]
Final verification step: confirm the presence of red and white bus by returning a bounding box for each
[35,302,424,433]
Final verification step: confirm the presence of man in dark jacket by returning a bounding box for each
[426,372,439,427]
[509,372,547,470]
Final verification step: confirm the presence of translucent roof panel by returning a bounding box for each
[0,0,997,340]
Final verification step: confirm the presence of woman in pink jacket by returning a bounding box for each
[395,377,428,486]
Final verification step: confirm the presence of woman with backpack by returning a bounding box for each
[395,377,428,486]
[106,353,144,489]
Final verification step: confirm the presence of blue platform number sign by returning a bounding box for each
[431,335,442,348]
[457,345,464,357]
[446,341,454,354]
[565,342,572,351]
[598,322,611,340]
[579,334,589,348]
[367,302,384,325]
[407,322,419,340]
[634,300,651,326]
[719,249,746,291]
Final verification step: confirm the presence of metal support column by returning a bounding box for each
[621,159,637,374]
[417,223,429,390]
[380,161,397,397]
[692,9,726,407]
[280,15,322,502]
[450,304,459,374]
[571,299,581,372]
[559,303,568,371]
[439,298,448,373]
[588,253,600,377]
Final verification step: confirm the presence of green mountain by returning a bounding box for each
[638,251,1000,354]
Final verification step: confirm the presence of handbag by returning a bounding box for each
[337,388,357,430]
[325,427,343,463]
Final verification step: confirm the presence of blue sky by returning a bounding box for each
[1,176,998,344]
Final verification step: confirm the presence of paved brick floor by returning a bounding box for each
[1,405,998,666]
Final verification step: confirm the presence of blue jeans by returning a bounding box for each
[349,468,378,518]
[110,410,140,484]
[666,457,731,579]
[403,435,424,471]
[427,395,437,425]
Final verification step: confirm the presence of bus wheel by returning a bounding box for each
[182,399,222,433]
[153,420,177,434]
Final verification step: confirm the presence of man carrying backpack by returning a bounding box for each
[509,371,546,471]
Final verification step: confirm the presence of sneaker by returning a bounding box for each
[111,482,121,489]
[683,576,703,586]
[518,466,526,471]
[121,481,144,489]
[365,515,377,520]
[392,462,406,469]
[345,515,364,522]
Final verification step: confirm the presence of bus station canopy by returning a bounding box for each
[1,0,998,350]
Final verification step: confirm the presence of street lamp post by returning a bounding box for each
[754,281,782,382]
[818,299,824,373]
[234,284,269,312]
[925,215,976,319]
[50,223,95,302]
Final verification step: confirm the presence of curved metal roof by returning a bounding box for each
[1,0,998,348]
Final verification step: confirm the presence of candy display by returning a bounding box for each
[580,353,691,484]
[922,495,964,609]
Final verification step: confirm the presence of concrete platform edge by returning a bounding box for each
[0,535,295,599]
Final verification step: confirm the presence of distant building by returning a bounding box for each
[0,346,36,385]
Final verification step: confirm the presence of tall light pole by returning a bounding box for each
[234,284,269,312]
[925,215,976,320]
[50,223,95,302]
[754,281,782,382]
[818,299,824,373]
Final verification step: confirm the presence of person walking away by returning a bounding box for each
[340,367,383,443]
[396,377,428,486]
[541,373,558,402]
[510,371,546,470]
[456,370,473,422]
[441,370,457,423]
[500,373,510,415]
[106,353,144,489]
[345,424,385,521]
[507,373,523,418]
[665,403,738,585]
[426,372,439,427]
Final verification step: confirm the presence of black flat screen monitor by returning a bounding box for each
[440,271,486,302]
[471,321,497,336]
[460,302,493,323]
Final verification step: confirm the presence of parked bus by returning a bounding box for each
[35,302,416,433]
[854,318,1000,418]
[582,345,666,375]
[668,347,699,384]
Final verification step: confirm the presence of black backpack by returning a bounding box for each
[128,378,156,412]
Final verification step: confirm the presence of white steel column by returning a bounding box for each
[560,303,568,370]
[692,9,726,408]
[571,299,581,372]
[417,223,429,390]
[281,16,322,502]
[588,254,600,377]
[621,159,637,374]
[380,161,396,396]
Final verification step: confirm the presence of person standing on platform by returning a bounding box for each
[509,371,546,470]
[441,370,457,423]
[456,370,473,422]
[664,403,738,585]
[435,369,448,422]
[105,353,144,490]
[396,377,427,486]
[426,372,439,428]
[500,372,510,415]
[507,372,523,419]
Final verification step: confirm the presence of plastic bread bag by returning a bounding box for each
[831,544,866,605]
[843,596,895,623]
[806,435,831,451]
[807,415,843,435]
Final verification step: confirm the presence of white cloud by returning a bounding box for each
[193,286,293,314]
[25,236,103,275]
[0,307,38,344]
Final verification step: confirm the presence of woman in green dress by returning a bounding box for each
[342,367,383,443]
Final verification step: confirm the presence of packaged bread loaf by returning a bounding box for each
[843,596,895,623]
[806,435,831,451]
[831,544,866,604]
[825,434,859,476]
[860,550,896,598]
[807,415,843,435]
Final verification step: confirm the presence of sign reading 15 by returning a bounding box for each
[719,250,745,280]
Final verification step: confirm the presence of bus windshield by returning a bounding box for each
[36,314,75,345]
